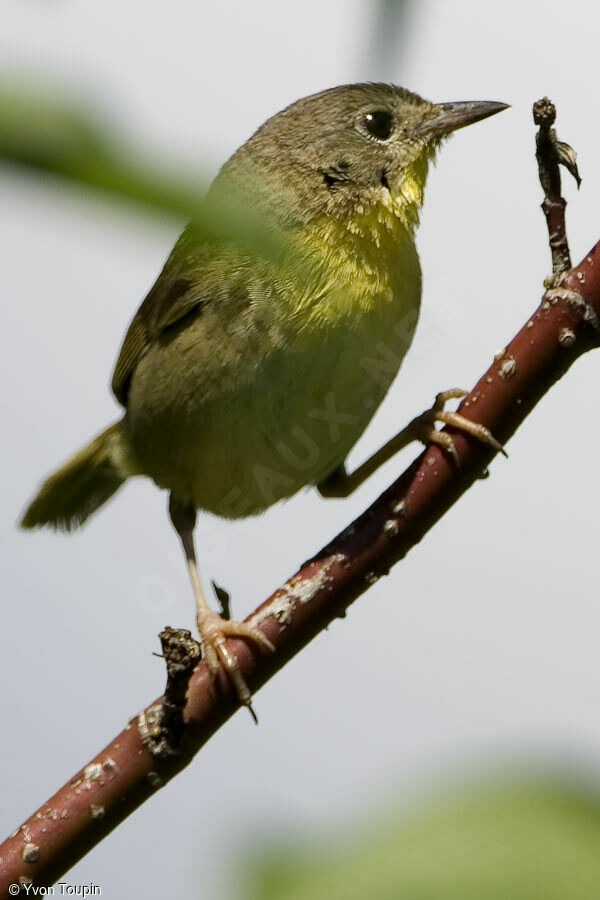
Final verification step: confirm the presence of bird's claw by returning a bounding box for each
[197,608,274,721]
[416,388,507,464]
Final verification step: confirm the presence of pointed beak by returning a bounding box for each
[415,100,509,138]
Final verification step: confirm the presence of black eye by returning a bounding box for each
[363,110,394,140]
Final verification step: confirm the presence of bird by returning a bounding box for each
[20,83,507,718]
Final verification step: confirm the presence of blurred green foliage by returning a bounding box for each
[244,777,600,900]
[0,84,204,216]
[0,83,292,265]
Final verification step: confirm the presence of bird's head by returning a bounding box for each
[219,83,508,232]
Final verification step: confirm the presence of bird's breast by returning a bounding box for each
[127,212,422,518]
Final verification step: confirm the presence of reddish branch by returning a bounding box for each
[2,101,600,894]
[533,96,581,277]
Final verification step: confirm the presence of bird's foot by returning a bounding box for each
[414,388,506,465]
[197,606,274,723]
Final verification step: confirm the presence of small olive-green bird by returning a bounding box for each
[21,84,507,714]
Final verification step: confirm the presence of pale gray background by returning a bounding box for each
[2,1,600,897]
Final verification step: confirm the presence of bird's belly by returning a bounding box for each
[127,254,420,518]
[200,341,392,517]
[131,310,415,518]
[187,333,407,517]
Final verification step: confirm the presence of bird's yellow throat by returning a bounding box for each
[296,154,430,329]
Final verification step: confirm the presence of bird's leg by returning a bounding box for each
[318,389,506,499]
[168,496,274,722]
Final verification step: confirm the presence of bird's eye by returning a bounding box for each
[362,110,394,140]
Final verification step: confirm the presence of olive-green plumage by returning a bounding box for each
[21,84,506,530]
[20,422,127,530]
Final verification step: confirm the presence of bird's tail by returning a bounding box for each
[20,419,136,532]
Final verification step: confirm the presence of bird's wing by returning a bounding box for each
[111,228,209,405]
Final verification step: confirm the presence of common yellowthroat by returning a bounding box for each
[21,84,507,716]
